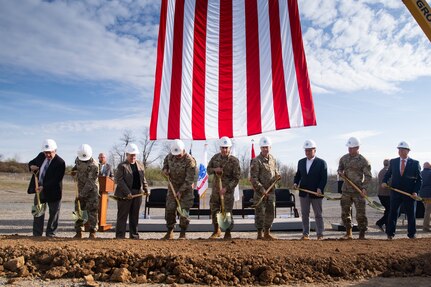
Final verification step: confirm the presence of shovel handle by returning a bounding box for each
[252,177,280,208]
[31,171,42,205]
[388,186,422,201]
[293,187,322,197]
[217,174,226,215]
[339,173,372,202]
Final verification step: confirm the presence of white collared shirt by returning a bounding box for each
[306,157,315,174]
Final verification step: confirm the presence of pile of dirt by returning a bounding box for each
[0,235,430,285]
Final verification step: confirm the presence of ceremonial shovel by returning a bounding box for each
[292,187,341,201]
[339,173,385,212]
[31,171,46,218]
[165,175,189,218]
[251,177,280,208]
[387,186,431,204]
[72,180,89,224]
[216,174,232,231]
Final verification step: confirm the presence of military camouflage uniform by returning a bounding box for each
[72,157,99,232]
[163,153,196,230]
[250,153,279,230]
[338,153,372,232]
[207,153,241,231]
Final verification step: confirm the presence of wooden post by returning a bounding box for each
[98,176,114,231]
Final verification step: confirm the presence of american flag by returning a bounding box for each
[150,0,315,140]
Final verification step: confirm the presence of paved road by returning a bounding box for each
[1,185,429,240]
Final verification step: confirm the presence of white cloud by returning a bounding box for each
[336,130,381,140]
[0,0,159,88]
[300,0,431,94]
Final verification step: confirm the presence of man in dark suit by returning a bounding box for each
[293,140,328,240]
[382,141,422,239]
[98,152,113,177]
[28,139,66,237]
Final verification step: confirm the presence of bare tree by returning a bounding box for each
[109,130,136,167]
[140,127,160,168]
[278,161,296,188]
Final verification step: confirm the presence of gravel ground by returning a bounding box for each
[1,173,431,286]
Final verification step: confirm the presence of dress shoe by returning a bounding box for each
[376,224,385,233]
[300,235,310,240]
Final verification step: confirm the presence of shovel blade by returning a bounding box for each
[72,210,89,224]
[216,211,232,231]
[177,207,189,218]
[31,203,46,218]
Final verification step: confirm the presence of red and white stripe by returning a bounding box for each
[150,0,315,140]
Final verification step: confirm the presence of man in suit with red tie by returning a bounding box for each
[382,141,422,239]
[28,139,66,237]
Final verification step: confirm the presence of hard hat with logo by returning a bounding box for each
[259,136,272,147]
[77,144,92,161]
[397,141,410,150]
[219,136,232,147]
[170,139,185,155]
[303,139,317,149]
[41,139,57,152]
[346,137,360,148]
[125,143,139,155]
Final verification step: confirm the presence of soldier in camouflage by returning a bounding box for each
[338,137,372,240]
[71,144,99,239]
[162,139,196,240]
[250,136,280,240]
[207,136,241,240]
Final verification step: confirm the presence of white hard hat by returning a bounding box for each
[303,139,317,149]
[397,141,410,150]
[77,144,92,161]
[170,139,185,155]
[219,136,232,147]
[125,143,139,155]
[259,136,272,147]
[346,137,360,148]
[41,139,57,152]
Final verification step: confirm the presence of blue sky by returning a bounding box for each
[0,0,430,174]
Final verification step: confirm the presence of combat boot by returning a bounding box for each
[209,224,221,239]
[74,231,82,239]
[257,229,263,240]
[178,228,187,240]
[89,231,96,239]
[162,228,174,240]
[358,230,366,240]
[341,227,353,240]
[263,229,277,240]
[223,230,232,240]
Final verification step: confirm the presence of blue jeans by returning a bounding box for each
[387,192,416,238]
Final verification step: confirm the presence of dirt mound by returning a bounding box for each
[1,235,430,285]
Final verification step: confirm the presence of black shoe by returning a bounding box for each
[387,236,393,240]
[408,235,417,239]
[376,224,385,233]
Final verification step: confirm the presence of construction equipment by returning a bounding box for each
[339,173,385,212]
[403,0,431,42]
[31,171,46,218]
[216,174,232,231]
